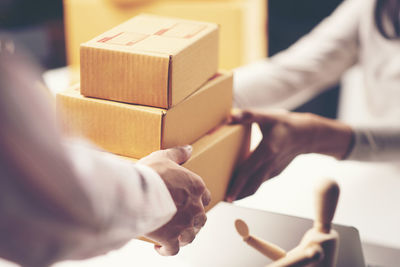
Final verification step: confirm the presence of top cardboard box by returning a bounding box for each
[64,0,266,72]
[80,14,219,109]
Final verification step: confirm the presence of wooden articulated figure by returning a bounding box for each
[235,178,340,267]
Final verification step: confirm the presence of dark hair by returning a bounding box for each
[375,0,400,39]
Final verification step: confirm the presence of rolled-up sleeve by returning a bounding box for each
[60,140,177,260]
[0,52,176,267]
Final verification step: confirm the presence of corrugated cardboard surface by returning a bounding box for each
[64,0,267,72]
[163,72,232,149]
[182,124,251,210]
[57,72,232,158]
[123,124,251,211]
[80,14,218,108]
[80,47,171,108]
[58,85,164,157]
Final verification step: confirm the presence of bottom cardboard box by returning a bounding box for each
[119,124,250,245]
[57,72,233,159]
[121,124,251,212]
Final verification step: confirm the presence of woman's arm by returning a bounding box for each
[225,110,353,202]
[234,0,363,110]
[225,109,400,202]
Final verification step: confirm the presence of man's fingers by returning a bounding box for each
[201,189,211,207]
[193,213,207,229]
[155,238,180,256]
[162,145,192,165]
[178,228,196,246]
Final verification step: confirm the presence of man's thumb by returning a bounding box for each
[163,145,192,164]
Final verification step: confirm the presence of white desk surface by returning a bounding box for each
[56,151,400,267]
[2,67,399,266]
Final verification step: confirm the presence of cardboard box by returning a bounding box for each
[80,14,218,109]
[123,124,251,211]
[57,72,233,158]
[150,0,267,70]
[64,0,267,75]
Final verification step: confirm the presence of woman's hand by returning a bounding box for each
[225,110,353,202]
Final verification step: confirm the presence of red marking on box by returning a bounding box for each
[97,23,207,47]
[184,25,207,39]
[98,32,123,43]
[158,23,207,39]
[98,32,149,46]
[154,28,170,36]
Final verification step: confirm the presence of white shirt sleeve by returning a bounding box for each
[0,53,176,266]
[234,0,400,162]
[233,0,362,110]
[347,128,400,162]
[61,140,177,260]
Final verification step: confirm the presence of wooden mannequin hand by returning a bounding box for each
[225,109,353,202]
[139,146,211,256]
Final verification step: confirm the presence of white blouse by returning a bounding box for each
[234,0,400,161]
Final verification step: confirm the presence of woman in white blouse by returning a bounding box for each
[227,0,400,201]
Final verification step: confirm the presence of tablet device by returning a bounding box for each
[179,202,366,267]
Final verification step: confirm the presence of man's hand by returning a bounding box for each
[139,145,211,256]
[225,109,353,202]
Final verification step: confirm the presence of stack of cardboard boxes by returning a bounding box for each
[64,0,267,83]
[57,14,251,210]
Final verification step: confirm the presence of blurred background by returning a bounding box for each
[0,0,343,117]
[0,0,65,68]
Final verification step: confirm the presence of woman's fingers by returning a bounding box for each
[226,143,274,202]
[230,109,287,125]
[236,163,271,200]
